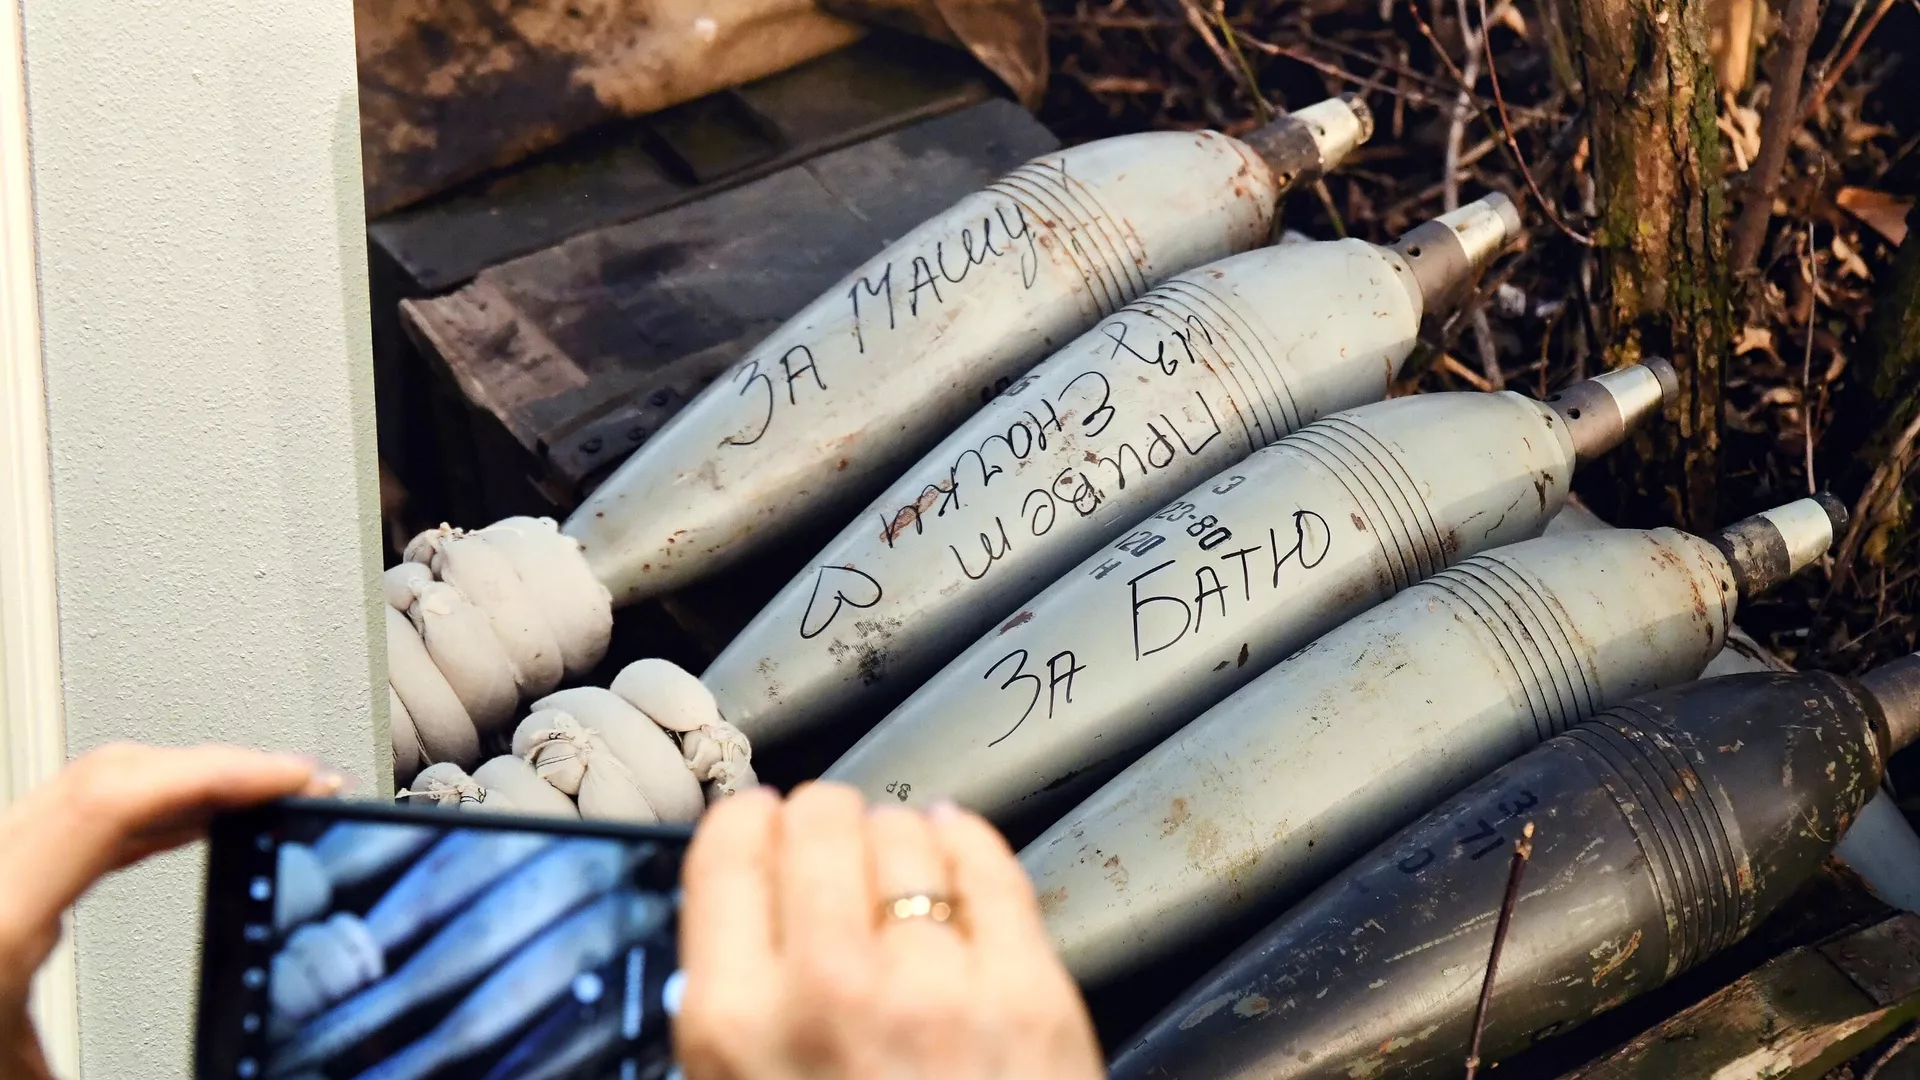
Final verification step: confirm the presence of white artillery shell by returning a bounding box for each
[350,890,670,1080]
[363,831,556,952]
[705,239,1424,744]
[274,844,331,932]
[562,121,1307,607]
[1548,502,1920,914]
[1022,527,1739,985]
[311,820,438,890]
[276,832,586,1027]
[272,838,631,1076]
[827,391,1576,817]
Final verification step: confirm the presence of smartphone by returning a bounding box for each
[196,797,691,1080]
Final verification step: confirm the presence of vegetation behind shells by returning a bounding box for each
[1036,0,1920,677]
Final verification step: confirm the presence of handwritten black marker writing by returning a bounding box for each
[1100,309,1213,377]
[984,647,1087,747]
[1124,508,1333,659]
[1192,566,1229,631]
[1023,488,1057,538]
[952,518,1014,581]
[847,266,894,353]
[724,346,828,448]
[1084,395,1223,492]
[847,201,1040,354]
[1127,560,1187,659]
[1016,467,1105,542]
[798,564,883,640]
[877,369,1113,547]
[872,299,1227,554]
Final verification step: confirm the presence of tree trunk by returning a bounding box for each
[1557,0,1733,532]
[1848,202,1920,469]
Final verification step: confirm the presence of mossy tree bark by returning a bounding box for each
[1556,0,1734,532]
[1818,202,1920,588]
[1841,202,1920,472]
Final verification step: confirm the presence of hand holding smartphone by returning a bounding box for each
[196,799,689,1080]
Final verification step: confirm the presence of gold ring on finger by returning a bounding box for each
[880,893,956,925]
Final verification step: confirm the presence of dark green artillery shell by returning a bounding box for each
[1109,672,1888,1080]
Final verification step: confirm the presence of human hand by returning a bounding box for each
[0,744,341,1079]
[675,782,1104,1080]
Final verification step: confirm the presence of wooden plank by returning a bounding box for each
[366,34,995,295]
[1555,914,1920,1080]
[402,98,1058,507]
[354,0,862,216]
[367,35,997,544]
[1451,860,1896,1079]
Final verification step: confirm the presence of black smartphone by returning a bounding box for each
[196,797,691,1080]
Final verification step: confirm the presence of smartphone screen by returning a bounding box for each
[196,798,689,1080]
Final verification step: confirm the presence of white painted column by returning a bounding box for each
[2,0,77,1071]
[14,0,387,1072]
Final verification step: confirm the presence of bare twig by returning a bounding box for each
[1238,35,1455,108]
[1809,0,1871,91]
[1438,0,1485,382]
[1299,25,1566,126]
[1476,0,1594,245]
[1406,0,1478,106]
[1470,310,1503,385]
[1439,244,1532,352]
[1832,407,1920,592]
[1378,107,1569,219]
[1297,30,1468,97]
[1379,136,1503,218]
[1443,0,1486,216]
[1803,222,1819,495]
[1864,1021,1920,1080]
[1047,12,1189,28]
[1729,0,1821,274]
[1440,352,1498,390]
[1464,821,1535,1080]
[1799,0,1898,124]
[1174,0,1254,105]
[1401,0,1556,218]
[1443,0,1511,382]
[1212,0,1275,121]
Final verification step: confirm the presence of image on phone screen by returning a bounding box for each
[197,801,685,1080]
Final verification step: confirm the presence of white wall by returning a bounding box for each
[17,0,388,1073]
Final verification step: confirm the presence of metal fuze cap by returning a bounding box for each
[1388,192,1525,314]
[1238,94,1374,189]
